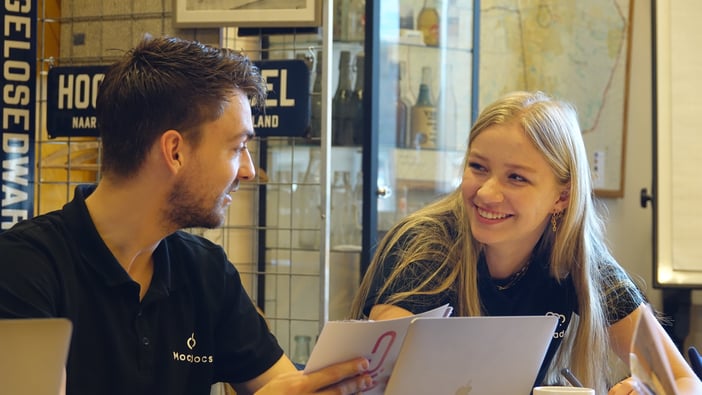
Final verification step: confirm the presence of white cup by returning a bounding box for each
[533,386,595,395]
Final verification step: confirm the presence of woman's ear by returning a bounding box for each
[555,185,570,211]
[160,129,184,173]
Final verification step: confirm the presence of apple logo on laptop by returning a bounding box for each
[455,380,472,395]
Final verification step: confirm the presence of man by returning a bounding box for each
[0,35,370,394]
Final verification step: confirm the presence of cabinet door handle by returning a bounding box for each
[376,186,393,198]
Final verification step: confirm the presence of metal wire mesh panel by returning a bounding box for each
[33,0,342,359]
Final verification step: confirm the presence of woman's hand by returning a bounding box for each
[608,377,645,395]
[255,357,372,395]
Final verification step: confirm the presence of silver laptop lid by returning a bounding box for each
[385,315,558,395]
[0,318,72,395]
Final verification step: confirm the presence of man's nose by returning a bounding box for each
[238,148,256,181]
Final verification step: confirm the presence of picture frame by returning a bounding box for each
[174,0,321,28]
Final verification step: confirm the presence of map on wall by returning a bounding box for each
[479,0,632,197]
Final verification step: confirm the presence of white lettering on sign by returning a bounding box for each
[5,0,32,13]
[2,0,34,229]
[72,116,97,129]
[4,14,32,44]
[261,69,295,108]
[57,73,104,109]
[2,133,29,229]
[254,114,279,128]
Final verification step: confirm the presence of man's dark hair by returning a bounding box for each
[95,35,266,178]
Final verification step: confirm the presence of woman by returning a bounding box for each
[350,91,701,394]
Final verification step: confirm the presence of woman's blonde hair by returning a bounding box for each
[350,91,614,393]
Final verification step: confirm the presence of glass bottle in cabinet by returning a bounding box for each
[334,0,365,42]
[332,51,355,146]
[298,149,321,249]
[417,0,440,46]
[292,335,311,366]
[410,66,438,149]
[308,51,323,142]
[395,62,409,148]
[437,64,458,150]
[330,171,353,248]
[351,53,365,146]
[347,0,366,42]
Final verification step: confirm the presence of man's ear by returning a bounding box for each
[160,129,184,174]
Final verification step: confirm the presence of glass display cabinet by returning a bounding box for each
[223,0,479,358]
[361,0,479,271]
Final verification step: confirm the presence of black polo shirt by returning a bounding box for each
[0,185,284,395]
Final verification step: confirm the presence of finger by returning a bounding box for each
[306,357,369,390]
[608,378,638,395]
[316,374,373,395]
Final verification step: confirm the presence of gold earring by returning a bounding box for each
[551,211,563,233]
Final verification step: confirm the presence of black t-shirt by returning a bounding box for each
[363,232,644,386]
[0,185,284,395]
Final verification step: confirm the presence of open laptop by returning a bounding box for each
[384,315,558,395]
[0,318,72,395]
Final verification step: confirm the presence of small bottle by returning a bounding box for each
[350,53,365,145]
[275,171,293,248]
[346,0,366,42]
[399,60,415,110]
[349,170,363,247]
[445,0,461,47]
[399,3,415,29]
[410,66,438,149]
[332,51,355,146]
[437,64,458,150]
[297,52,315,144]
[333,0,347,41]
[330,171,352,247]
[396,185,409,222]
[298,149,321,249]
[292,335,311,366]
[308,51,323,143]
[417,0,440,46]
[395,62,411,148]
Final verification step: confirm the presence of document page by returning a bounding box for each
[304,304,452,394]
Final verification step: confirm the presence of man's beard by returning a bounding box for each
[166,181,227,230]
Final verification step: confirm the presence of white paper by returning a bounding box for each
[304,304,453,394]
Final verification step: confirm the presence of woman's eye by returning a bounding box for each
[468,162,485,172]
[509,173,528,183]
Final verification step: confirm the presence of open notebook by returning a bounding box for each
[305,307,558,394]
[0,318,72,395]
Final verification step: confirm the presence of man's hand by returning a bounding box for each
[255,357,371,395]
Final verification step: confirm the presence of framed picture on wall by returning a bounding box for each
[174,0,321,28]
[478,0,634,197]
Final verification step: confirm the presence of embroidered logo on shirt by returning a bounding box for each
[187,333,196,350]
[172,332,213,364]
[545,311,566,323]
[546,311,568,339]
